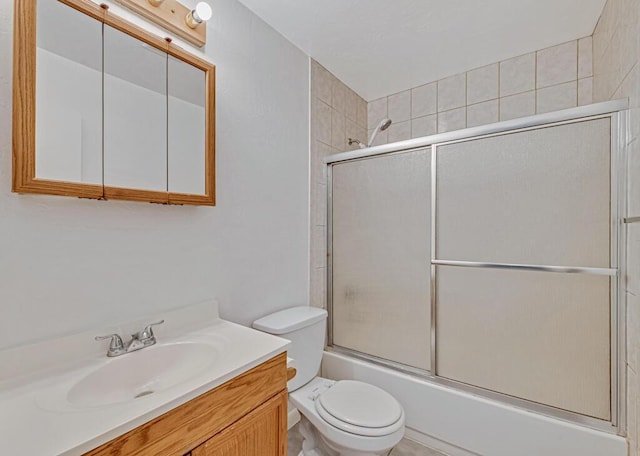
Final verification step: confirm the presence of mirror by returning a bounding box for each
[103,25,168,193]
[168,55,207,196]
[35,0,102,185]
[13,0,216,205]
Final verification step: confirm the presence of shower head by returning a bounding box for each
[368,118,393,147]
[379,118,392,131]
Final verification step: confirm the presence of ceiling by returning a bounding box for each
[235,0,607,101]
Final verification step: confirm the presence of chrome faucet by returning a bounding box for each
[95,320,165,357]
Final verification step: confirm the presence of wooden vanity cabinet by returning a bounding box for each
[191,392,286,455]
[84,353,288,456]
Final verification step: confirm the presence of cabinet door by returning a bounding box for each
[103,24,168,196]
[35,0,103,186]
[192,391,287,456]
[168,55,207,196]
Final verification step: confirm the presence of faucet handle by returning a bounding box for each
[135,320,165,342]
[95,334,125,356]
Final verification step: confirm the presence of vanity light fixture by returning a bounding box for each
[185,2,213,29]
[112,0,208,47]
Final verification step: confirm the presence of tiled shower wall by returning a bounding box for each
[310,60,367,308]
[592,0,640,453]
[367,38,593,145]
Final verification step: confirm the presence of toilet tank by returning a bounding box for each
[253,306,328,391]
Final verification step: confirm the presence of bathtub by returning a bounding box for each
[322,351,627,456]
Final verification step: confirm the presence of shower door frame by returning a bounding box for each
[324,99,629,435]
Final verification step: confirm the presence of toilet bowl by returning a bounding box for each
[291,377,405,455]
[253,306,405,456]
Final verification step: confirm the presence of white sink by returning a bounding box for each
[67,342,217,407]
[3,301,291,456]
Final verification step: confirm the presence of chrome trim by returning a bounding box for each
[325,100,628,164]
[325,346,618,434]
[612,110,628,434]
[327,164,334,345]
[624,216,640,223]
[328,345,431,377]
[94,334,125,357]
[431,114,613,149]
[431,260,618,276]
[621,110,629,434]
[610,112,620,429]
[94,320,164,358]
[430,145,437,376]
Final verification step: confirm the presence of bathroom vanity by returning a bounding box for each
[85,353,287,456]
[0,301,290,455]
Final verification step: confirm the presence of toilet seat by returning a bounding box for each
[290,377,406,454]
[315,380,404,437]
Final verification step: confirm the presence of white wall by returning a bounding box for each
[0,0,310,349]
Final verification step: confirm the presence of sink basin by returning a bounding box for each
[67,342,217,407]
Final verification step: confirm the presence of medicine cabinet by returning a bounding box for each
[13,0,216,205]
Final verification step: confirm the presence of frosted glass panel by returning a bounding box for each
[331,149,431,370]
[436,119,611,267]
[436,266,610,420]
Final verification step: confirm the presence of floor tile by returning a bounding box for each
[390,437,447,456]
[288,425,446,456]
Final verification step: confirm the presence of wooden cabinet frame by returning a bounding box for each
[12,0,216,206]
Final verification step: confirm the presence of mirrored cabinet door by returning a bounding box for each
[103,25,168,195]
[168,56,206,196]
[35,0,102,185]
[15,0,215,205]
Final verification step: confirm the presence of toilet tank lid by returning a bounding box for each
[253,306,327,335]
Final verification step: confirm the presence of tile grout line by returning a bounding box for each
[410,85,414,139]
[576,40,579,105]
[609,62,638,103]
[498,58,501,121]
[436,80,439,133]
[534,49,538,114]
[464,72,468,129]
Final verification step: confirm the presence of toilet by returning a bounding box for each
[253,306,405,456]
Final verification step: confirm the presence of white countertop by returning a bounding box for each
[0,301,289,456]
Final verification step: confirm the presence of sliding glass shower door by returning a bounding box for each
[434,119,612,420]
[328,111,622,426]
[331,149,431,370]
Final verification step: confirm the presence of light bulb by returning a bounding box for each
[186,2,212,28]
[195,2,212,21]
